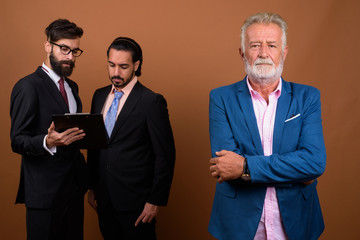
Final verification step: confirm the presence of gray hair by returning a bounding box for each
[241,13,287,53]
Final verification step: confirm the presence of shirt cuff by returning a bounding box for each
[43,135,56,155]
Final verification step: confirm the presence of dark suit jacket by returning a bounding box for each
[88,81,175,211]
[10,66,87,209]
[208,77,326,240]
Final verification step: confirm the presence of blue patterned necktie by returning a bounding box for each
[105,90,124,136]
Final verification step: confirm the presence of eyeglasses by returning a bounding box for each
[50,41,83,57]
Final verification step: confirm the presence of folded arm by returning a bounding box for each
[208,88,326,184]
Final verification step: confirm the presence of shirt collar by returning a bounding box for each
[110,76,138,96]
[42,62,62,84]
[246,76,282,99]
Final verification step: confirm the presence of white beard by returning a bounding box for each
[245,57,284,86]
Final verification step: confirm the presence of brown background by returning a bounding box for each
[1,0,359,239]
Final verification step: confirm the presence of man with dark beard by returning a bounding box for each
[10,19,86,240]
[87,37,175,240]
[208,13,326,240]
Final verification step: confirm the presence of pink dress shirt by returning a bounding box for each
[102,77,138,120]
[247,78,288,240]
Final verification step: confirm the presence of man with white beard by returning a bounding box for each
[208,13,326,240]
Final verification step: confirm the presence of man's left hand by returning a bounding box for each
[134,202,159,227]
[210,150,245,183]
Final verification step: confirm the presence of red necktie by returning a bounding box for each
[58,78,69,108]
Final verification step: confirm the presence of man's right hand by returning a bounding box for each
[46,122,85,148]
[209,150,245,183]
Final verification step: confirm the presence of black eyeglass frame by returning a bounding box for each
[49,41,83,57]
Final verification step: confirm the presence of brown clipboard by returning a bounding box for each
[52,113,107,149]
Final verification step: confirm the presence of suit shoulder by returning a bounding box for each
[138,82,165,100]
[283,81,322,110]
[10,71,45,110]
[288,81,321,97]
[288,81,320,92]
[93,85,112,96]
[210,81,242,97]
[12,70,43,93]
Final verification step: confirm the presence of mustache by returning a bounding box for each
[254,58,274,66]
[111,76,124,80]
[59,60,75,68]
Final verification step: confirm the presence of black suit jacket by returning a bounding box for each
[10,66,87,208]
[88,81,175,211]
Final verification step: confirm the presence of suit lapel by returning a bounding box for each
[66,78,82,113]
[273,79,292,154]
[36,67,69,112]
[95,86,112,114]
[236,79,264,155]
[92,86,112,141]
[109,81,143,141]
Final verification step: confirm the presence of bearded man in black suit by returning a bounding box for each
[10,19,86,240]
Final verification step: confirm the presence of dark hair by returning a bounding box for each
[107,37,143,77]
[45,19,83,42]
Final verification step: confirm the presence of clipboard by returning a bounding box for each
[52,113,107,149]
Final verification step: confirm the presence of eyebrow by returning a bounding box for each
[108,61,130,66]
[250,41,278,44]
[58,44,81,50]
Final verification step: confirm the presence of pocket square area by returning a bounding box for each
[285,113,301,122]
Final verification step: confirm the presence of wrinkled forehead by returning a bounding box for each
[245,23,283,43]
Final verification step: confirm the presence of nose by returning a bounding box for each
[65,51,75,60]
[114,66,120,76]
[259,45,269,58]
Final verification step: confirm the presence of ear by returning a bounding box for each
[134,60,140,72]
[239,48,245,61]
[44,41,52,54]
[282,45,289,61]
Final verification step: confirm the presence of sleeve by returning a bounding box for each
[10,80,48,156]
[247,89,327,183]
[209,89,242,157]
[146,94,176,206]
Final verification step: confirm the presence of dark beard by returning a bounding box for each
[110,72,134,89]
[49,53,75,77]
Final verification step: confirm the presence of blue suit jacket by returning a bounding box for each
[208,77,326,240]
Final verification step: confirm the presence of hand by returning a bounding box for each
[88,190,97,211]
[46,122,85,148]
[134,203,159,227]
[209,150,245,183]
